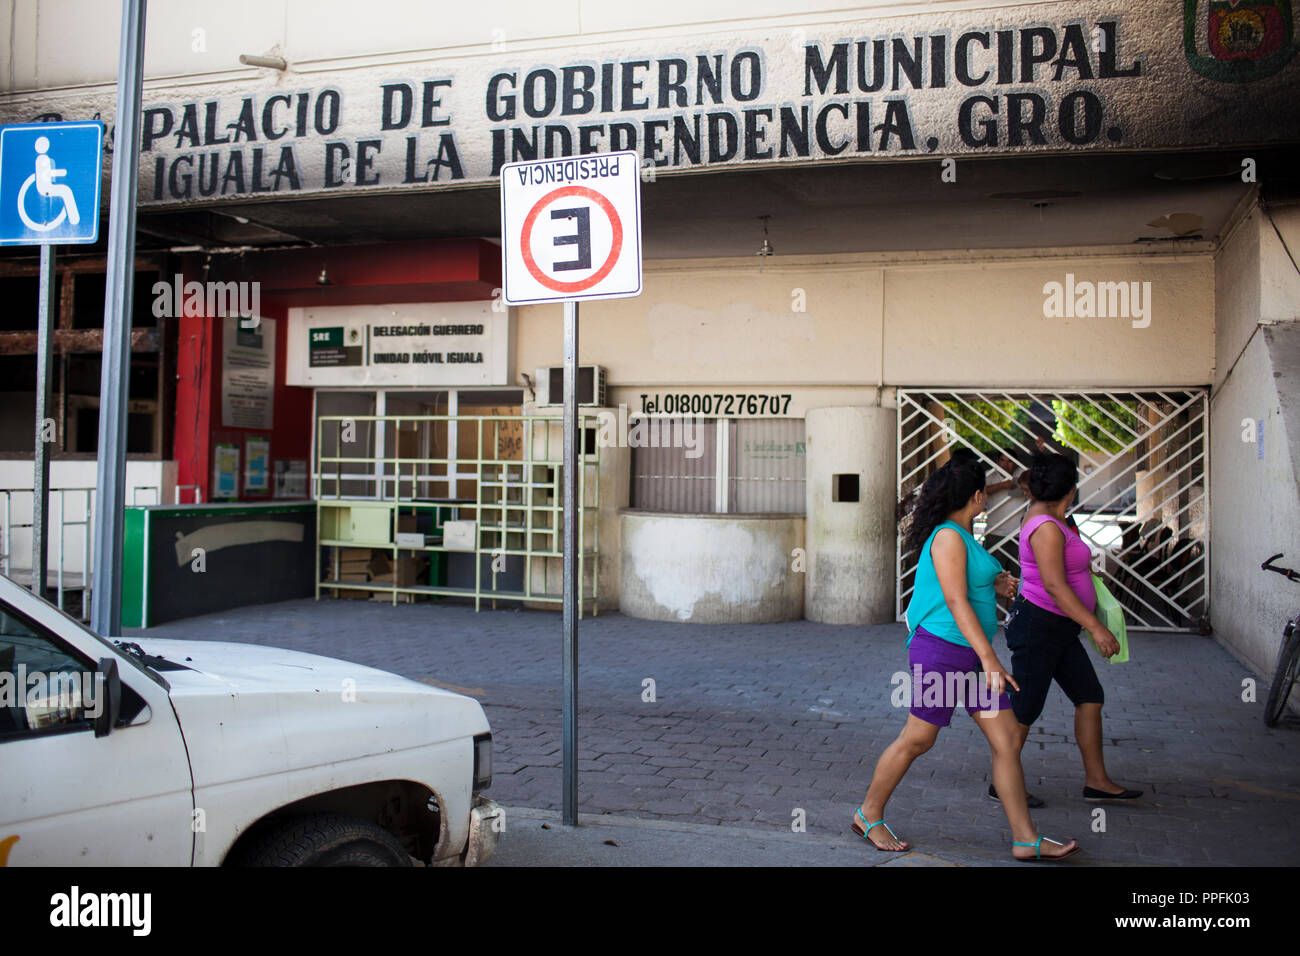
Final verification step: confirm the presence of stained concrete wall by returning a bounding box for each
[804,405,896,625]
[619,510,803,623]
[516,249,1214,394]
[1209,202,1300,681]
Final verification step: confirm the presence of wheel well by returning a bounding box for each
[222,780,446,865]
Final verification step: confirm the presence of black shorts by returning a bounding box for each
[1004,595,1105,726]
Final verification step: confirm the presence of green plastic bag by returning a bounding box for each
[1089,573,1129,663]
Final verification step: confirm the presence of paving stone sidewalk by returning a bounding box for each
[132,599,1300,866]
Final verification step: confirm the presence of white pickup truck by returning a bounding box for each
[0,572,500,866]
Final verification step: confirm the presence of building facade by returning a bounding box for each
[0,1,1297,677]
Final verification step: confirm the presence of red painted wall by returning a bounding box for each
[173,239,499,501]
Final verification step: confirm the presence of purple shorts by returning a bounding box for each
[907,627,1011,727]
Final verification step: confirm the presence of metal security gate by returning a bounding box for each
[897,389,1209,632]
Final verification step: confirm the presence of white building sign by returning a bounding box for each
[4,4,1295,206]
[285,302,511,387]
[221,316,276,430]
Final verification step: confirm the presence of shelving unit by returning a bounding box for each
[314,413,601,612]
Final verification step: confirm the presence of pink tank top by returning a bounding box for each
[1019,514,1096,616]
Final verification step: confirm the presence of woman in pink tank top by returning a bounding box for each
[1001,452,1143,803]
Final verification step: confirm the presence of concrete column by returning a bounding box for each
[804,405,896,624]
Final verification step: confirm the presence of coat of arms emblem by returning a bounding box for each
[1184,0,1296,81]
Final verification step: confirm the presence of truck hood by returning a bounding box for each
[131,638,489,790]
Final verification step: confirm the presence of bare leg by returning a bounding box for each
[855,714,939,849]
[1075,702,1126,792]
[973,707,1078,860]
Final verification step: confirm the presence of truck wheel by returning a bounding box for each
[242,813,413,867]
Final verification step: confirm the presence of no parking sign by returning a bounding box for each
[500,150,641,306]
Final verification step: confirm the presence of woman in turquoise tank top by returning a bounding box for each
[851,454,1081,862]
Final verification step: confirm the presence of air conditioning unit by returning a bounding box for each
[535,365,607,406]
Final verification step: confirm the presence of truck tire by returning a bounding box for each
[241,813,413,867]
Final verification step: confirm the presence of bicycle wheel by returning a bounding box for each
[1264,620,1300,728]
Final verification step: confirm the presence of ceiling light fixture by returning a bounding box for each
[316,267,332,286]
[755,215,774,259]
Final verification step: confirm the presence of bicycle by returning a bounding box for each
[1262,554,1300,728]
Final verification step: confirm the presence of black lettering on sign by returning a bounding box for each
[959,94,999,147]
[1097,22,1141,77]
[222,151,246,194]
[142,107,173,151]
[263,93,292,140]
[562,66,596,115]
[382,83,414,130]
[203,101,231,145]
[550,207,592,271]
[314,89,342,135]
[1006,92,1046,145]
[956,32,991,86]
[175,102,201,148]
[524,69,557,118]
[325,141,351,187]
[356,139,381,185]
[229,97,258,142]
[658,59,688,109]
[487,72,517,122]
[422,79,453,126]
[744,108,773,160]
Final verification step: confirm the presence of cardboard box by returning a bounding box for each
[369,555,427,588]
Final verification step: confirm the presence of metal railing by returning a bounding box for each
[897,389,1210,632]
[313,413,602,613]
[0,486,97,619]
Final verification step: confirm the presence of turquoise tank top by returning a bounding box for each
[905,520,1003,647]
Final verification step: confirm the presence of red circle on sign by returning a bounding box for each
[520,185,623,293]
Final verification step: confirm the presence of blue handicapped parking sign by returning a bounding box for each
[0,121,103,245]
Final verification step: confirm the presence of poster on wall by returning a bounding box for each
[245,437,271,493]
[222,316,276,429]
[212,443,240,500]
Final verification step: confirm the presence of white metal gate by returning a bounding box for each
[897,389,1209,632]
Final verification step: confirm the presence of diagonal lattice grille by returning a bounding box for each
[896,389,1209,632]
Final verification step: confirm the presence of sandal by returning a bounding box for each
[851,808,909,852]
[1012,835,1081,862]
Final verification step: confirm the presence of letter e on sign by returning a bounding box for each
[500,150,642,305]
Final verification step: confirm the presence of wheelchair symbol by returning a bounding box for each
[16,136,81,233]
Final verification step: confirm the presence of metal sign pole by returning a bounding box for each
[90,0,147,637]
[501,152,638,826]
[31,245,57,597]
[562,297,579,826]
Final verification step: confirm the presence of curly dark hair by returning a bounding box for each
[903,457,986,553]
[1027,451,1077,502]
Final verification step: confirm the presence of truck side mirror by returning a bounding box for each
[93,658,121,738]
